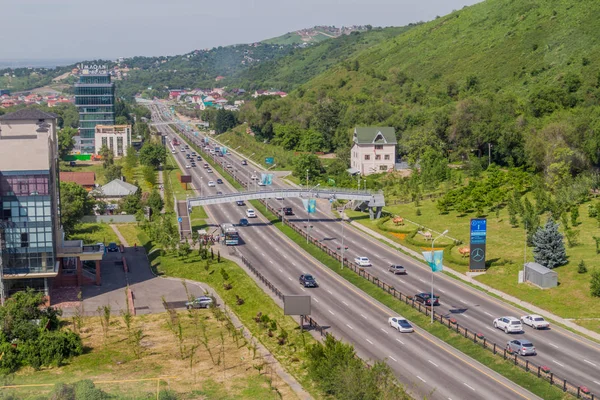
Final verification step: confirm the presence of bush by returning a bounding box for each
[591,270,600,297]
[578,260,588,274]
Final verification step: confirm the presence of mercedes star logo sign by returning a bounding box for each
[471,248,485,262]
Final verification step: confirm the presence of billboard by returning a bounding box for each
[260,173,273,185]
[180,175,192,183]
[284,295,311,316]
[469,218,487,270]
[265,157,274,165]
[302,199,317,214]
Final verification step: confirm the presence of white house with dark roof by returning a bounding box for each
[349,127,397,176]
[93,179,138,201]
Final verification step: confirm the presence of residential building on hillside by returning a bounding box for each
[0,108,103,302]
[74,68,115,154]
[94,124,132,157]
[349,127,397,176]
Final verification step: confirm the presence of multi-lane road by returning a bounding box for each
[150,103,539,399]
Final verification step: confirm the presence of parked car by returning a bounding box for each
[241,160,248,165]
[388,316,414,333]
[506,339,536,356]
[388,265,406,274]
[521,315,549,329]
[236,200,245,206]
[493,316,523,334]
[299,274,318,288]
[216,178,223,184]
[107,242,119,252]
[96,243,105,253]
[207,181,216,187]
[186,296,213,309]
[413,293,440,306]
[246,209,256,218]
[354,257,372,266]
[239,218,249,226]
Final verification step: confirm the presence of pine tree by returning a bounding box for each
[591,270,600,297]
[532,217,567,269]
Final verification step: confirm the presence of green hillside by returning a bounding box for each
[228,26,414,91]
[262,32,304,45]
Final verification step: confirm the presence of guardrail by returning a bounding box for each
[177,122,597,399]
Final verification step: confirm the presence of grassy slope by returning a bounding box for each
[262,32,304,45]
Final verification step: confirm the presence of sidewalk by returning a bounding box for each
[346,214,600,342]
[110,224,129,247]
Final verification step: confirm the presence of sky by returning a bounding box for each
[0,0,482,62]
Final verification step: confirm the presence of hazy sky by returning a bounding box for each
[0,0,482,61]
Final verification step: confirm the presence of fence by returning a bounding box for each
[82,215,137,223]
[189,125,597,399]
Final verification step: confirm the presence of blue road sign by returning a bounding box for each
[470,218,487,245]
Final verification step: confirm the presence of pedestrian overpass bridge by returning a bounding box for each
[187,188,385,218]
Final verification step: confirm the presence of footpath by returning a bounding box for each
[345,213,600,342]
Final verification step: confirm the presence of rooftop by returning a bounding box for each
[60,171,96,187]
[97,179,138,197]
[353,127,397,145]
[0,108,56,121]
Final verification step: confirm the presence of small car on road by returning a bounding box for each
[185,164,190,169]
[299,274,318,288]
[388,265,406,275]
[239,218,249,226]
[246,209,256,218]
[493,316,523,334]
[236,200,245,206]
[216,178,223,184]
[413,293,440,306]
[521,315,549,329]
[186,296,213,309]
[388,316,414,333]
[207,168,213,173]
[107,242,119,252]
[241,160,248,165]
[207,181,216,187]
[251,174,258,180]
[506,339,536,356]
[354,256,372,266]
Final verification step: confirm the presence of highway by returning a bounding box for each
[177,115,600,395]
[150,103,539,399]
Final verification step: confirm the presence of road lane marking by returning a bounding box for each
[438,289,446,293]
[261,252,266,257]
[396,338,405,345]
[328,309,335,315]
[342,301,349,306]
[313,297,319,303]
[366,338,373,345]
[484,312,493,317]
[463,383,476,391]
[584,359,597,367]
[417,376,426,383]
[381,328,389,335]
[459,299,467,304]
[346,324,354,330]
[548,342,559,349]
[594,380,600,385]
[327,290,333,294]
[300,288,305,292]
[552,360,565,367]
[389,356,398,362]
[361,314,368,319]
[269,260,274,264]
[428,360,439,367]
[461,314,470,318]
[287,277,292,281]
[279,269,283,272]
[486,327,495,331]
[419,278,426,283]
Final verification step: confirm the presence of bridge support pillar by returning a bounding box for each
[369,206,383,220]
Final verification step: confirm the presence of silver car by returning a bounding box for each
[506,339,536,356]
[388,265,406,274]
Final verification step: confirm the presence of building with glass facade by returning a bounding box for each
[74,72,115,154]
[0,109,104,303]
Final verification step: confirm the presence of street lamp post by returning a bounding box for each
[430,229,448,324]
[306,183,320,243]
[340,202,350,269]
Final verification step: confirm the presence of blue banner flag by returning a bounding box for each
[302,199,309,211]
[308,199,317,214]
[265,157,274,165]
[422,250,444,272]
[261,173,273,185]
[221,147,227,155]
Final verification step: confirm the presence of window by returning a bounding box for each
[20,233,28,248]
[375,155,381,160]
[364,155,370,161]
[384,155,390,160]
[375,145,383,150]
[379,165,388,171]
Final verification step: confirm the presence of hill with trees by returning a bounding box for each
[261,25,373,45]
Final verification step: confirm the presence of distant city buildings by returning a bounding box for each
[74,65,115,154]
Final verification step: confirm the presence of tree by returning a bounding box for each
[214,109,238,134]
[532,217,567,269]
[124,146,138,170]
[139,143,166,168]
[120,194,142,215]
[591,270,600,297]
[104,164,122,182]
[571,206,579,226]
[60,182,94,236]
[578,260,588,274]
[147,189,164,215]
[99,144,114,169]
[293,154,322,182]
[57,127,76,159]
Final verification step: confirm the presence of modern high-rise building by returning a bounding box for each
[0,108,104,303]
[74,66,115,154]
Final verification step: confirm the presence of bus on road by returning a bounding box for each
[221,223,239,245]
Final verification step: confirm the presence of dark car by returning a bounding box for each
[283,207,293,215]
[191,162,196,167]
[239,218,249,226]
[216,191,223,195]
[236,200,245,206]
[69,161,77,167]
[299,274,318,288]
[185,296,213,309]
[196,156,202,161]
[241,160,248,165]
[414,293,440,306]
[216,178,223,184]
[107,242,119,252]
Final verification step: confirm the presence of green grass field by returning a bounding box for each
[70,223,121,245]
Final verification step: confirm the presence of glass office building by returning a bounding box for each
[74,73,115,154]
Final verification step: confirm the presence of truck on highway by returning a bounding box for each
[172,137,179,146]
[221,223,239,246]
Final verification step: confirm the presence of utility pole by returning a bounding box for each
[488,143,492,167]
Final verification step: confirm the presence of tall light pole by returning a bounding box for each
[306,183,320,243]
[430,229,448,324]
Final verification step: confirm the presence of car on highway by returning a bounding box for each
[171,150,176,154]
[226,163,232,168]
[216,178,223,184]
[251,174,258,180]
[216,191,223,195]
[354,256,372,266]
[275,195,284,200]
[299,274,318,288]
[191,162,196,167]
[207,168,213,173]
[493,316,523,334]
[388,265,406,274]
[186,296,213,309]
[204,163,209,168]
[239,218,249,226]
[207,181,216,187]
[506,339,536,356]
[388,316,414,333]
[185,164,191,169]
[413,293,440,306]
[521,315,549,329]
[246,209,256,218]
[236,200,245,206]
[210,149,215,155]
[257,181,265,186]
[107,242,119,252]
[282,207,293,215]
[241,160,248,165]
[197,156,202,161]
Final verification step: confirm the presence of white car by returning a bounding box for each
[388,316,414,333]
[185,164,191,169]
[207,181,216,187]
[493,316,523,334]
[257,181,266,186]
[354,257,372,266]
[207,168,213,173]
[246,209,256,218]
[275,195,284,200]
[251,174,258,180]
[521,315,550,329]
